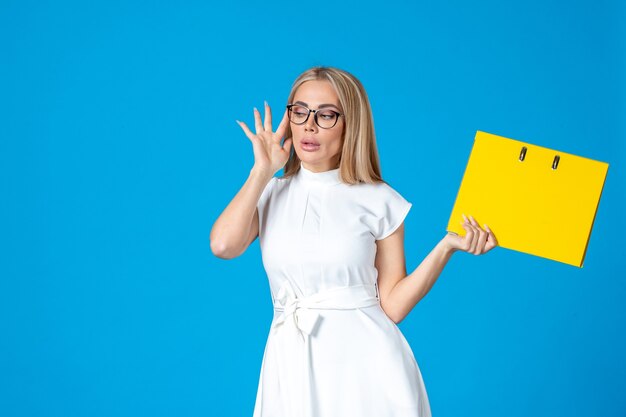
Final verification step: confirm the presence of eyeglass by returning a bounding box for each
[286,104,343,129]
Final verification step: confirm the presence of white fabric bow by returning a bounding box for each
[272,281,321,340]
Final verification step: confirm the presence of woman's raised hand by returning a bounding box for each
[236,102,292,178]
[443,214,498,255]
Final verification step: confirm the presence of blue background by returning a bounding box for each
[1,0,624,416]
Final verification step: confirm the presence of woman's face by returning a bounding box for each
[290,80,344,172]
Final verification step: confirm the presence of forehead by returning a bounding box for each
[293,80,340,107]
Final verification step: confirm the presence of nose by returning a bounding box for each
[304,111,317,132]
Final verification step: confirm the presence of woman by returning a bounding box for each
[210,66,498,417]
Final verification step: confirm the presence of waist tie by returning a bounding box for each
[269,281,380,417]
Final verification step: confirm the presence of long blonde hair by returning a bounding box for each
[281,67,383,184]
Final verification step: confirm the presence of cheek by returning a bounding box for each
[325,140,343,158]
[290,125,303,137]
[331,135,344,151]
[323,129,343,148]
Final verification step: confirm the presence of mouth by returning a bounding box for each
[302,137,320,146]
[301,138,321,152]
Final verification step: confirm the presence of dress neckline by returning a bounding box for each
[297,162,341,186]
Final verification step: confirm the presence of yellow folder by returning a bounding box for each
[446,131,609,267]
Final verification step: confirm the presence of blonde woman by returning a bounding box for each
[210,66,498,417]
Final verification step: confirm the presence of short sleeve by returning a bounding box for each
[372,183,412,240]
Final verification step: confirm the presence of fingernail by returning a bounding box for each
[264,100,268,106]
[235,120,240,124]
[254,107,258,112]
[462,213,468,221]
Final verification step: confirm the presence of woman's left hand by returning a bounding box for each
[442,214,498,255]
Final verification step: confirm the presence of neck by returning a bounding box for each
[301,159,340,173]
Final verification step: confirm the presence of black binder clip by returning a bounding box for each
[519,146,527,162]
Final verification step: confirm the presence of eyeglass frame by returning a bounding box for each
[286,103,344,129]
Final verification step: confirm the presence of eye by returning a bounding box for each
[291,105,308,116]
[319,111,336,120]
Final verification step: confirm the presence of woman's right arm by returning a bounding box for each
[210,102,292,259]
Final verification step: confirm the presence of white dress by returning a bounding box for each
[253,162,431,417]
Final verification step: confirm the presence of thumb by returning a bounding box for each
[283,137,293,153]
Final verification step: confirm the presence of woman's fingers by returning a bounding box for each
[253,107,264,134]
[469,216,488,254]
[464,214,499,255]
[239,104,291,168]
[460,220,474,252]
[461,214,476,252]
[455,214,498,256]
[264,101,272,132]
[483,224,499,253]
[251,103,284,139]
[274,108,289,141]
[236,120,255,142]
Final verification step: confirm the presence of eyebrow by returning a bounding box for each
[293,101,341,111]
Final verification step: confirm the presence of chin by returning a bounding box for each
[295,151,318,163]
[298,155,325,166]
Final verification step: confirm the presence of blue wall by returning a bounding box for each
[1,1,624,416]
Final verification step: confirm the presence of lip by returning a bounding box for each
[300,137,321,152]
[301,142,320,152]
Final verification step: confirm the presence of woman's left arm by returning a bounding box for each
[376,214,498,324]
